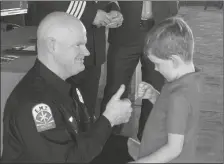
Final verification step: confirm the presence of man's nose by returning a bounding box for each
[83,47,90,56]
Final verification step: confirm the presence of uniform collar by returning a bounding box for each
[33,59,71,97]
[166,67,202,91]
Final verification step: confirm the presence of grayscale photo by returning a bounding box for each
[0,1,223,163]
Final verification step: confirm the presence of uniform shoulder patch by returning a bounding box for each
[32,103,56,132]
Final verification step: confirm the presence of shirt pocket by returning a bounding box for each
[40,125,73,145]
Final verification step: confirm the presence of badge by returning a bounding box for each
[68,116,78,133]
[76,88,84,103]
[32,103,56,132]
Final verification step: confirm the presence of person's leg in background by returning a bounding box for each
[67,64,101,119]
[137,54,165,141]
[100,44,140,133]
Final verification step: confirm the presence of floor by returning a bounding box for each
[97,6,223,163]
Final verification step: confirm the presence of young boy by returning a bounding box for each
[129,17,202,163]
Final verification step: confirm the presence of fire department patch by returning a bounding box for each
[32,103,56,132]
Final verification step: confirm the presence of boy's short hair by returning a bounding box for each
[144,17,194,63]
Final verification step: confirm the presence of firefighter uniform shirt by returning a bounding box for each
[2,59,112,163]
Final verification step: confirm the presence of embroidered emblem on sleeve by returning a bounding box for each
[32,103,56,132]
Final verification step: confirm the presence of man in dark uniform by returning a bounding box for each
[29,1,122,119]
[2,12,132,163]
[100,1,179,139]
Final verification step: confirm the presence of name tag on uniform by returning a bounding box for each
[32,103,56,132]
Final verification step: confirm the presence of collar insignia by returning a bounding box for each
[76,88,84,103]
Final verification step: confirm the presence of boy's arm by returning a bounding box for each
[128,138,141,160]
[131,134,184,163]
[132,95,189,163]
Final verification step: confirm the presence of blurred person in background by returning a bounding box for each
[100,1,179,140]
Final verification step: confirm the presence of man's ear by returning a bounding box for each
[170,55,182,69]
[46,37,56,54]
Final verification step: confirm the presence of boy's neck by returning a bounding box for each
[175,62,195,80]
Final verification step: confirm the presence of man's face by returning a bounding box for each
[53,24,90,77]
[148,54,177,82]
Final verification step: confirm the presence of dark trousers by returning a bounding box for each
[91,135,133,163]
[101,45,140,112]
[67,65,101,118]
[100,44,164,138]
[100,45,140,133]
[137,55,164,141]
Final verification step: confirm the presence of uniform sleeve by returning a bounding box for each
[66,1,98,29]
[167,94,190,135]
[66,1,120,29]
[104,2,120,12]
[16,101,112,163]
[35,1,97,29]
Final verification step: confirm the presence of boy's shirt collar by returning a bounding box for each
[165,67,202,91]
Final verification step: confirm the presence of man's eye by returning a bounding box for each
[78,43,82,46]
[73,45,80,48]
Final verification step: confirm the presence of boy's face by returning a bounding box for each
[148,54,177,82]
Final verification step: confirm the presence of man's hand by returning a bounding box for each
[106,10,123,28]
[93,9,111,27]
[103,84,133,127]
[137,82,160,104]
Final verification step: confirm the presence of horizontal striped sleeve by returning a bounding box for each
[66,1,86,19]
[77,1,86,19]
[69,1,79,15]
[73,1,83,17]
[66,1,75,14]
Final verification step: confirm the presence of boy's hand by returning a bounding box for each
[137,82,160,104]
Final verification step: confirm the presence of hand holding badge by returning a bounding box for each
[136,81,160,104]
